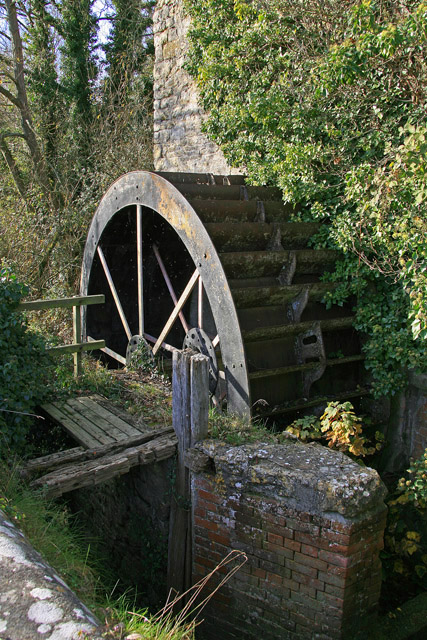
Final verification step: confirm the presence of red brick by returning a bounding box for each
[263,540,294,561]
[194,515,218,532]
[268,532,284,546]
[282,577,300,592]
[267,571,283,585]
[320,529,352,545]
[194,476,215,492]
[286,518,320,535]
[294,551,328,572]
[252,567,266,580]
[196,498,218,514]
[317,590,345,609]
[284,538,301,552]
[198,489,223,505]
[325,582,345,598]
[318,549,351,568]
[294,531,321,547]
[318,570,346,588]
[291,571,324,591]
[287,559,317,578]
[208,531,230,546]
[301,543,318,558]
[264,513,287,529]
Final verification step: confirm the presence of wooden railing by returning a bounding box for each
[18,295,106,377]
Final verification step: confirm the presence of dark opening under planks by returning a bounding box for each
[41,395,144,449]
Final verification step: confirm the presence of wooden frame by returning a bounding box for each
[18,295,106,377]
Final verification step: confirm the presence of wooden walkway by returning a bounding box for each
[23,395,176,498]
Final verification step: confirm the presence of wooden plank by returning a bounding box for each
[22,425,174,477]
[167,349,193,599]
[59,401,115,446]
[18,295,105,311]
[31,433,177,498]
[67,397,132,442]
[47,340,105,355]
[73,305,82,377]
[41,403,101,449]
[78,397,142,438]
[190,353,209,446]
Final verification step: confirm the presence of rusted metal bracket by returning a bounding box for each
[295,322,326,397]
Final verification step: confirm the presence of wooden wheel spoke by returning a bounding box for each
[152,269,199,356]
[144,333,177,354]
[137,204,144,336]
[153,244,188,333]
[97,246,132,341]
[198,276,203,330]
[212,334,220,348]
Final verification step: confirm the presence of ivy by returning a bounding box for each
[0,266,52,453]
[186,0,427,396]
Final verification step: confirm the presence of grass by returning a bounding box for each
[207,407,294,446]
[0,460,103,606]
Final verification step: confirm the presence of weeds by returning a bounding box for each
[0,460,103,606]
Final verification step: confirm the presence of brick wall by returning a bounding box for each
[190,441,387,640]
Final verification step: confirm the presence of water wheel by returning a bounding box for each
[81,171,366,420]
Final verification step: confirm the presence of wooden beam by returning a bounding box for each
[153,269,199,355]
[47,340,105,355]
[31,433,177,498]
[17,295,105,311]
[137,204,144,336]
[97,246,132,341]
[87,336,126,365]
[153,244,188,333]
[22,425,174,477]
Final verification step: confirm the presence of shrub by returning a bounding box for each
[286,401,384,459]
[0,265,52,453]
[381,449,427,605]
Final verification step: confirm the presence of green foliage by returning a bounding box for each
[0,266,52,452]
[208,408,275,446]
[286,401,384,458]
[185,0,427,397]
[0,460,103,606]
[382,449,427,602]
[285,415,323,442]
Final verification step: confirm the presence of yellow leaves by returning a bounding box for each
[406,531,421,542]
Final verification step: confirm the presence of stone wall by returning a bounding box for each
[190,440,387,640]
[0,510,101,640]
[153,0,238,173]
[68,459,173,609]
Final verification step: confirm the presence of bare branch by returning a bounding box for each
[0,83,22,109]
[0,132,27,199]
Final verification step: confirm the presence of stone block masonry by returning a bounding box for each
[153,0,240,174]
[191,440,387,640]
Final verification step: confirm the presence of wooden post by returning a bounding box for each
[167,349,209,601]
[73,304,82,378]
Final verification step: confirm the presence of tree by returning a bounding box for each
[0,0,154,294]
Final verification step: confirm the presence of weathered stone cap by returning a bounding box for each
[196,439,387,519]
[0,509,101,640]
